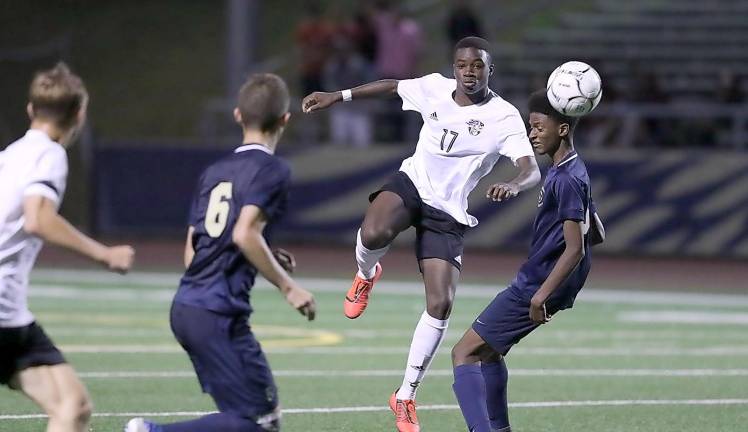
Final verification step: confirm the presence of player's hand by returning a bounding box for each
[486,182,520,202]
[105,245,135,274]
[302,92,338,113]
[286,285,316,321]
[529,297,552,324]
[272,248,296,274]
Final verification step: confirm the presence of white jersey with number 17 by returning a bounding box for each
[397,73,533,227]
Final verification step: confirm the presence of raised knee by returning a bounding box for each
[360,226,393,250]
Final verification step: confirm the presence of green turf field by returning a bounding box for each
[2,270,747,431]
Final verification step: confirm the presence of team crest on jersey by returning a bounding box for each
[466,119,484,136]
[537,187,545,207]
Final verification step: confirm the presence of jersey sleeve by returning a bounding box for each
[397,73,443,113]
[22,146,68,205]
[496,111,534,166]
[238,161,291,220]
[553,174,587,222]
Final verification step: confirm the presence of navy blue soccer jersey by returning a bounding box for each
[513,151,594,310]
[174,144,290,317]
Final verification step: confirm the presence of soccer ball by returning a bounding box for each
[546,61,602,117]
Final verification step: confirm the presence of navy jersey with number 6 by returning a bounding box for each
[513,151,594,310]
[174,144,290,317]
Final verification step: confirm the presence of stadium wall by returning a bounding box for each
[94,145,748,258]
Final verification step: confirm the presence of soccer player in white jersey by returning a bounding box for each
[302,37,540,432]
[0,63,134,432]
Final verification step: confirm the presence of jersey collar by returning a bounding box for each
[557,151,578,167]
[235,143,274,155]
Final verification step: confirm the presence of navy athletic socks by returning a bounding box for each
[453,364,492,432]
[482,359,510,431]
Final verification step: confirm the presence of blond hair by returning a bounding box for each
[29,62,88,128]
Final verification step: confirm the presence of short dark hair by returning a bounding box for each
[237,73,290,133]
[454,36,491,53]
[29,62,88,128]
[528,89,578,130]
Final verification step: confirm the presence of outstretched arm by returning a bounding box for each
[23,195,134,273]
[302,79,399,113]
[232,205,316,320]
[486,155,541,202]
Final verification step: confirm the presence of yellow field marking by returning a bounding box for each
[56,323,344,352]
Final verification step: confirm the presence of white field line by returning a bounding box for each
[28,270,748,308]
[619,310,748,325]
[3,399,748,420]
[59,344,748,356]
[74,369,748,379]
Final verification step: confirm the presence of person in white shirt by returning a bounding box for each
[0,63,134,432]
[302,37,540,432]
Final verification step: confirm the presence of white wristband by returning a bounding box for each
[341,89,352,102]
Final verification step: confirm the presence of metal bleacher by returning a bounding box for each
[491,0,748,148]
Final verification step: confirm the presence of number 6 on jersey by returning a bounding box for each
[205,182,232,238]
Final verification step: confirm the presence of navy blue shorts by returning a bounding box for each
[472,285,543,356]
[0,322,66,386]
[170,302,278,420]
[370,171,467,271]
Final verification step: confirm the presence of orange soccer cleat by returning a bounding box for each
[343,263,382,319]
[389,390,420,432]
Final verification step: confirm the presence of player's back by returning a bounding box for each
[175,144,290,317]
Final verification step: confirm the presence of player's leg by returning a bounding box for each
[128,304,278,432]
[451,328,496,432]
[453,286,541,432]
[396,257,457,400]
[345,186,414,318]
[481,352,510,432]
[389,259,456,432]
[13,364,93,432]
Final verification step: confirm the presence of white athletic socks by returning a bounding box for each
[355,229,389,280]
[396,311,449,400]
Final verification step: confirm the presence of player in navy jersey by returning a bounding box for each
[125,73,316,432]
[450,90,605,432]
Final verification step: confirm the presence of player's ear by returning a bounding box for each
[489,63,495,77]
[558,122,569,138]
[280,112,291,127]
[233,108,242,125]
[75,100,88,127]
[26,103,34,120]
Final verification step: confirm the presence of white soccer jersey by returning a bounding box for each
[0,130,68,327]
[397,73,533,227]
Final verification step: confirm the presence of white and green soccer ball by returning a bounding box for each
[546,61,603,117]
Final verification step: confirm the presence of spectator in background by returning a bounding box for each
[446,0,484,46]
[295,2,334,145]
[323,36,376,148]
[348,4,379,65]
[372,1,424,141]
[296,2,334,96]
